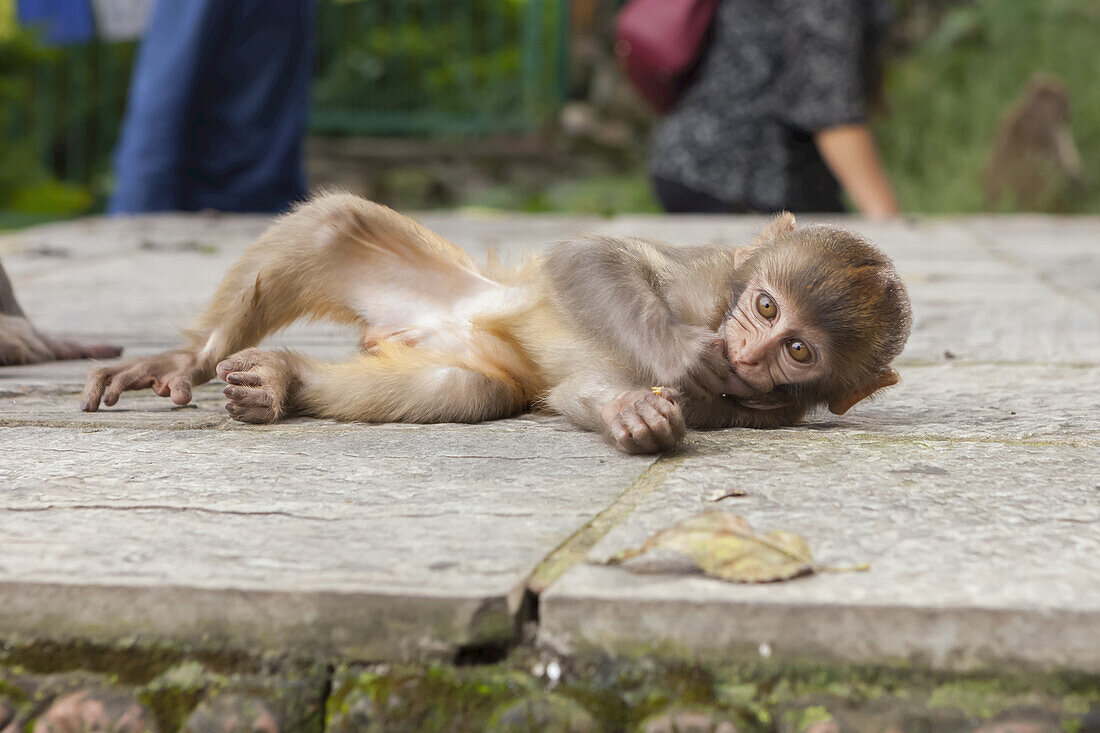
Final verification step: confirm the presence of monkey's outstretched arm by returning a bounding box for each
[542,237,736,398]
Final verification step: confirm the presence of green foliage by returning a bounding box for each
[8,180,93,215]
[0,28,119,221]
[875,0,1100,213]
[0,31,52,207]
[313,0,565,135]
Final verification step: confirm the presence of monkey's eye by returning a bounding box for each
[755,293,777,319]
[786,339,813,363]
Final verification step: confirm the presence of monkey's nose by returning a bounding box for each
[733,351,763,368]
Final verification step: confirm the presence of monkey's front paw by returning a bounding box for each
[657,329,729,400]
[601,387,686,455]
[217,348,300,424]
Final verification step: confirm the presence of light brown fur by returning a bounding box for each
[82,192,911,454]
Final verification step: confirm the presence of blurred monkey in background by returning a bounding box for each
[986,74,1086,210]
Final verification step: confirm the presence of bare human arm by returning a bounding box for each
[814,123,900,218]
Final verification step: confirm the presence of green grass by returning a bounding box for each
[875,0,1100,213]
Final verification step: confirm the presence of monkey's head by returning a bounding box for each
[1024,73,1070,123]
[718,213,912,419]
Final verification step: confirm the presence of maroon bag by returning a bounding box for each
[615,0,719,113]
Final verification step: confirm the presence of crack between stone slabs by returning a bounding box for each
[966,224,1100,316]
[2,504,337,521]
[524,453,686,596]
[1,505,551,521]
[0,417,230,430]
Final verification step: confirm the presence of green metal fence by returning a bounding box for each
[3,0,570,193]
[313,0,570,135]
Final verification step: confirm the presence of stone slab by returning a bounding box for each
[540,364,1100,671]
[0,416,650,658]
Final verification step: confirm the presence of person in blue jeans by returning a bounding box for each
[110,0,314,214]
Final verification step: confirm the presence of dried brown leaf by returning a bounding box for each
[608,511,815,583]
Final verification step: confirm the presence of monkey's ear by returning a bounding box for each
[828,368,900,416]
[737,212,797,268]
[752,211,796,247]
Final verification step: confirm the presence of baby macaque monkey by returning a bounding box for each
[81,193,911,454]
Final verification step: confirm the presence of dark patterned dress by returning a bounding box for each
[649,0,889,213]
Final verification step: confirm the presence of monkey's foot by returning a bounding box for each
[601,387,686,455]
[82,349,206,411]
[0,313,122,366]
[217,348,302,424]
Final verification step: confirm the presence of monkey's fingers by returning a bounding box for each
[618,409,660,454]
[102,368,154,406]
[655,386,683,405]
[648,390,686,435]
[81,368,112,411]
[634,399,677,450]
[166,375,193,405]
[608,415,642,454]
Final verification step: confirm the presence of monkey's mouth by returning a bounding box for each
[717,336,778,400]
[721,369,763,400]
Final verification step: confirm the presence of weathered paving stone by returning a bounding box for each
[2,212,1100,689]
[539,427,1100,670]
[0,417,649,658]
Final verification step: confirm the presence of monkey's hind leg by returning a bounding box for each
[217,344,526,425]
[83,192,498,412]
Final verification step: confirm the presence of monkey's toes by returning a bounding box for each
[223,384,278,424]
[216,358,243,382]
[216,348,267,381]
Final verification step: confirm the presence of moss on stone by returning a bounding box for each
[326,663,543,732]
[781,705,833,732]
[138,662,212,732]
[0,640,181,685]
[2,639,1098,731]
